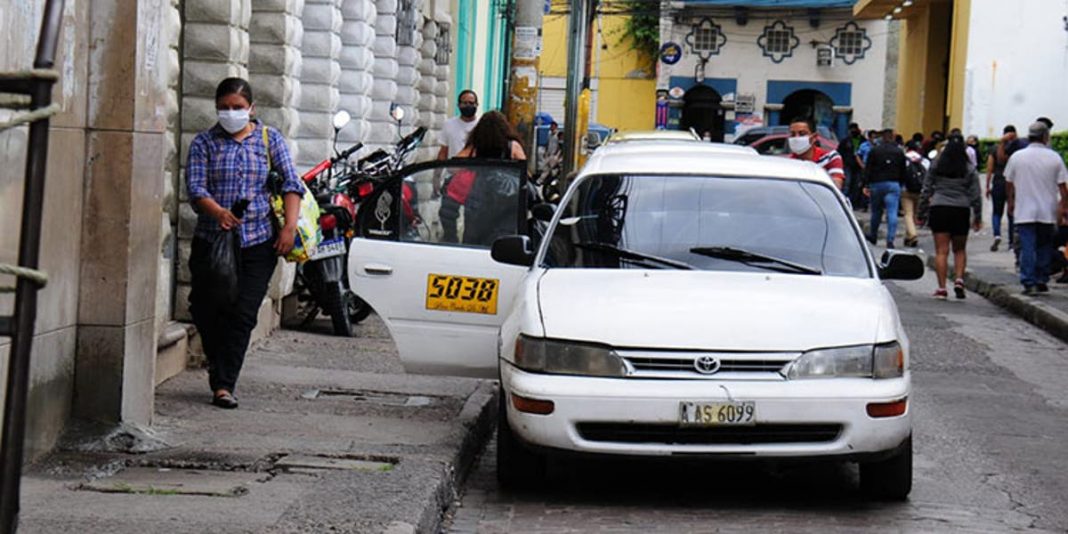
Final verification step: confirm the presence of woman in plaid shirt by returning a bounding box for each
[186,78,304,409]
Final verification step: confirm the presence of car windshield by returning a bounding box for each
[542,174,871,278]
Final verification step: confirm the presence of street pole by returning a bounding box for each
[505,0,545,175]
[563,0,591,176]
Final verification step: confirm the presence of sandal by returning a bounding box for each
[954,279,966,299]
[212,391,238,409]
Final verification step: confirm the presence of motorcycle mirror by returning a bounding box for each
[390,104,405,123]
[332,110,351,131]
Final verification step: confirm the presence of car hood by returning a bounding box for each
[536,269,890,351]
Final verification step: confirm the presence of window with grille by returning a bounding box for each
[830,22,872,65]
[693,27,720,53]
[435,25,451,65]
[765,28,792,54]
[397,0,417,46]
[836,31,863,56]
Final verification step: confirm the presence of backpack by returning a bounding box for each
[905,160,925,193]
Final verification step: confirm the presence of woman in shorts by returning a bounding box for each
[918,135,983,299]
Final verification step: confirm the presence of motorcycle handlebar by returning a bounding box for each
[334,142,363,162]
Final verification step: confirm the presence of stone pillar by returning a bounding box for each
[75,0,175,424]
[395,0,423,139]
[368,0,400,151]
[249,0,305,159]
[338,0,377,146]
[158,0,183,335]
[175,0,251,322]
[432,20,451,149]
[416,16,439,161]
[296,0,342,168]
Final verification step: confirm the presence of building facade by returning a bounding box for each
[0,0,510,462]
[658,0,891,141]
[538,4,658,133]
[856,0,1068,139]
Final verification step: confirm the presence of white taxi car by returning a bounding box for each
[348,140,924,500]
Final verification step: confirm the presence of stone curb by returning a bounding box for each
[401,380,498,534]
[923,254,1068,344]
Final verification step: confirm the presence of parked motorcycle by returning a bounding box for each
[295,113,428,336]
[295,111,366,336]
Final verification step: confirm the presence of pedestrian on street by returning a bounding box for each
[918,135,983,299]
[986,125,1017,251]
[922,130,944,157]
[786,116,845,190]
[901,140,929,247]
[1005,121,1068,296]
[437,89,480,160]
[439,111,527,244]
[862,128,908,248]
[965,134,981,169]
[186,78,304,409]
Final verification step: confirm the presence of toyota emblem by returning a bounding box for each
[693,355,721,375]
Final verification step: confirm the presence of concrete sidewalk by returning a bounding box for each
[18,317,496,534]
[858,206,1068,343]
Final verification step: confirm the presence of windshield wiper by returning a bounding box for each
[576,242,695,270]
[689,246,822,275]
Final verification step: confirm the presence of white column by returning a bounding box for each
[297,0,343,168]
[338,0,378,145]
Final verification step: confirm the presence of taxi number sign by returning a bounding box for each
[426,274,500,315]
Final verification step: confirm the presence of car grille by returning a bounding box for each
[576,423,842,445]
[617,351,798,380]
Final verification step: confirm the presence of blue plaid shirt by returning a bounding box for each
[186,122,304,247]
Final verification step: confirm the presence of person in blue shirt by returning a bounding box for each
[186,77,304,409]
[857,129,877,166]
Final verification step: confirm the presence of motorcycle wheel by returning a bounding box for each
[324,280,354,337]
[348,292,372,324]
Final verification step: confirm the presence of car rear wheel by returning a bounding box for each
[859,435,912,501]
[496,392,546,490]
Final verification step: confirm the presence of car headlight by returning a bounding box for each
[514,336,627,377]
[782,342,904,380]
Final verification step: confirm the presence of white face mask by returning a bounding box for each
[218,109,250,134]
[788,136,812,155]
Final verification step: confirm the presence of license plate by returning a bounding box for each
[425,274,499,315]
[311,239,346,260]
[679,401,757,426]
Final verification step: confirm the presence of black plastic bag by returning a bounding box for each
[206,199,248,307]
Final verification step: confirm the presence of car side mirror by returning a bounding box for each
[878,250,925,281]
[491,235,534,267]
[531,203,556,222]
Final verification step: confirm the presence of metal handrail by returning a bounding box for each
[0,0,68,532]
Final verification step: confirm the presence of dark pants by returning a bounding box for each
[1016,223,1055,288]
[189,238,276,393]
[990,180,1014,241]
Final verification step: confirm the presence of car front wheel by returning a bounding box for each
[496,392,546,490]
[859,435,912,501]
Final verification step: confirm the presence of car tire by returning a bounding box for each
[496,392,546,490]
[859,435,912,501]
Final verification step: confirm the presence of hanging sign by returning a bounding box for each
[668,86,685,99]
[659,42,682,65]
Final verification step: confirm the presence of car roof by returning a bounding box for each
[606,130,700,143]
[578,141,832,186]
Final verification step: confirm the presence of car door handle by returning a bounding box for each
[364,264,393,275]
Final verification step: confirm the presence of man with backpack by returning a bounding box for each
[901,140,930,247]
[862,128,909,248]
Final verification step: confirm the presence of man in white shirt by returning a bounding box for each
[437,90,480,160]
[1006,121,1068,295]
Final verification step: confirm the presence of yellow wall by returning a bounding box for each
[895,2,952,136]
[539,12,656,132]
[945,0,971,131]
